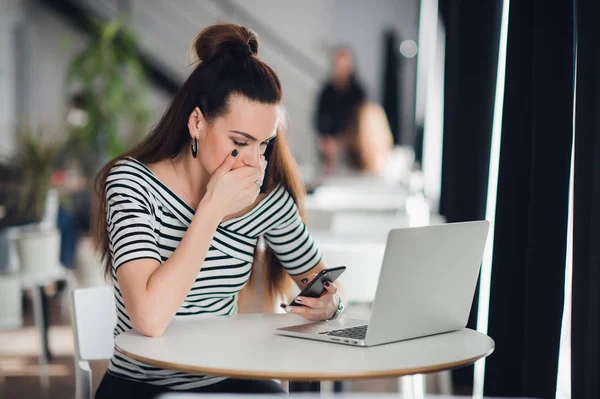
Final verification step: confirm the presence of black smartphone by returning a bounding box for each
[289,266,346,306]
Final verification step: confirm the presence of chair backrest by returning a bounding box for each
[331,212,410,239]
[308,186,406,213]
[71,287,116,361]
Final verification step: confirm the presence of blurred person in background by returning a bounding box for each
[347,101,394,174]
[315,47,393,177]
[314,46,366,175]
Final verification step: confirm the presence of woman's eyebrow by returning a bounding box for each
[229,130,276,142]
[229,130,257,141]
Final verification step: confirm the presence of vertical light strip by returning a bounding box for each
[473,0,511,397]
[556,28,577,399]
[414,0,432,126]
[422,15,445,212]
[416,0,445,212]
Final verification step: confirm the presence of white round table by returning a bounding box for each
[115,313,494,381]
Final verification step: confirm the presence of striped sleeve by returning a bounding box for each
[263,189,322,275]
[106,169,161,271]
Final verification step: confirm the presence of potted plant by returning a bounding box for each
[9,123,64,278]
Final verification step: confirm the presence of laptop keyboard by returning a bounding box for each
[321,325,368,340]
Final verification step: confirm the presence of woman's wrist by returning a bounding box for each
[199,193,226,220]
[194,195,226,227]
[326,294,345,321]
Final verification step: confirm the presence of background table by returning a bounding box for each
[115,313,494,382]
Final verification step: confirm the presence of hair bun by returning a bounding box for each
[190,24,259,64]
[229,42,253,58]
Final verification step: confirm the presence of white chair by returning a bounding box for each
[71,287,116,399]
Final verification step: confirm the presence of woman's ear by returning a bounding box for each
[188,107,207,139]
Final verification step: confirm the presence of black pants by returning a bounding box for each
[96,372,286,398]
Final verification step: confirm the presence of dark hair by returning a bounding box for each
[94,24,305,302]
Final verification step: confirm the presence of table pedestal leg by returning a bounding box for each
[320,380,334,393]
[399,375,425,399]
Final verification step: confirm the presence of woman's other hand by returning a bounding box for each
[280,273,340,322]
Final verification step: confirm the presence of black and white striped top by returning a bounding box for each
[106,157,321,390]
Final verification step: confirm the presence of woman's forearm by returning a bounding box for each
[141,197,222,335]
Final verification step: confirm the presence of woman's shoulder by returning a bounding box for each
[108,156,142,175]
[264,184,299,213]
[106,157,155,201]
[107,157,156,185]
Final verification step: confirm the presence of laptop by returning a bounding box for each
[275,221,490,347]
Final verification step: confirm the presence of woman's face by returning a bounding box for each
[195,95,280,175]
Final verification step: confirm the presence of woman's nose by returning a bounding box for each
[242,146,261,167]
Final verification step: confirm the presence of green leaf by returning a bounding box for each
[59,36,73,53]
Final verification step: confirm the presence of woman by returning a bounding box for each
[94,24,344,398]
[315,46,366,175]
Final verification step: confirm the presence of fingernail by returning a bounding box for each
[301,278,308,284]
[324,281,331,287]
[280,303,287,309]
[296,297,303,303]
[231,149,238,157]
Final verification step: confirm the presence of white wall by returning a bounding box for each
[230,0,332,72]
[8,1,170,145]
[331,0,420,145]
[25,5,89,127]
[0,0,25,158]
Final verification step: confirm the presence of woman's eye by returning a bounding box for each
[232,140,248,147]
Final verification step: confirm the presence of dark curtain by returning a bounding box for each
[572,0,600,397]
[438,0,503,390]
[484,0,574,398]
[381,29,401,144]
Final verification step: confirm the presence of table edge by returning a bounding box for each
[114,343,495,381]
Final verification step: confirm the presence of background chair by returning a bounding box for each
[70,287,116,399]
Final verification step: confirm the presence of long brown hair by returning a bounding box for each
[94,24,305,301]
